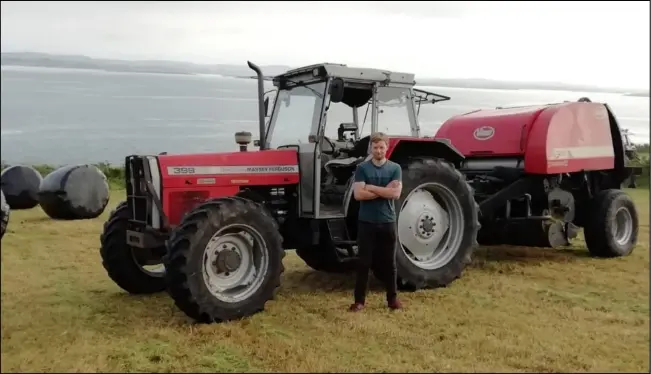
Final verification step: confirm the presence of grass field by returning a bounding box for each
[1,188,649,373]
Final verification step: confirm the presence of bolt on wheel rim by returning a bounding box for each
[397,182,465,270]
[613,206,633,246]
[202,224,269,303]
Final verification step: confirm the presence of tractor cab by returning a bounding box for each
[249,62,449,219]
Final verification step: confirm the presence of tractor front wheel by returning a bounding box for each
[164,197,284,323]
[99,201,167,294]
[584,189,638,257]
[389,158,480,290]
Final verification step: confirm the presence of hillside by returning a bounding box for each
[2,52,648,96]
[0,52,291,77]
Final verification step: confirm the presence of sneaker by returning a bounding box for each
[388,299,402,310]
[348,303,364,312]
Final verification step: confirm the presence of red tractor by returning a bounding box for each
[99,62,639,324]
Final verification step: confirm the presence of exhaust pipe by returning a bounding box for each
[247,61,266,150]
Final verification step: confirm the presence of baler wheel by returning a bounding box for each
[99,201,167,294]
[387,158,480,290]
[584,189,638,257]
[164,197,285,323]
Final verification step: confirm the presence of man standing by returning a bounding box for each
[349,132,403,312]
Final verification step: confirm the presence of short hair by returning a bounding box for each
[370,132,389,145]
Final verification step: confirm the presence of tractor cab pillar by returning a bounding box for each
[247,62,449,221]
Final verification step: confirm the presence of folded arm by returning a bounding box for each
[353,182,379,201]
[366,180,402,200]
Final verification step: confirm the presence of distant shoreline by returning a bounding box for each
[2,52,648,96]
[0,64,242,80]
[1,64,196,76]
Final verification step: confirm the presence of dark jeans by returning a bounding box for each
[354,221,398,304]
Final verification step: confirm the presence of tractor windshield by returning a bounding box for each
[265,82,327,149]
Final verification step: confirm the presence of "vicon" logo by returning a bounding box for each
[473,126,495,141]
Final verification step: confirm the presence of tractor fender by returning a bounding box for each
[604,103,628,180]
[388,138,465,167]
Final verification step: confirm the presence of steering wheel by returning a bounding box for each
[321,136,338,156]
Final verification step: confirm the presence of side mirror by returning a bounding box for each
[263,97,270,117]
[329,78,345,103]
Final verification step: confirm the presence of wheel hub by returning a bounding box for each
[417,213,436,238]
[215,249,242,273]
[398,189,450,258]
[614,206,633,245]
[397,183,464,270]
[202,228,269,304]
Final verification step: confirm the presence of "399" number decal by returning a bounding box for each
[171,167,196,175]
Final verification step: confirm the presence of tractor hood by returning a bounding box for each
[156,148,300,186]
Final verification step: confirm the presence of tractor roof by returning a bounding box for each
[273,63,416,86]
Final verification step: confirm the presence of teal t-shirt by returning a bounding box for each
[354,159,402,223]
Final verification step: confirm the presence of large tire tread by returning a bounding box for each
[164,197,285,323]
[99,201,167,294]
[393,157,480,290]
[584,189,638,258]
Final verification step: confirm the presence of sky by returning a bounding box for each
[1,1,649,90]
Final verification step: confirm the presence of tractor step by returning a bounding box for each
[335,244,358,260]
[328,219,358,258]
[327,218,350,242]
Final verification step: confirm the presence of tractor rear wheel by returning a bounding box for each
[386,158,479,290]
[584,189,638,257]
[164,197,284,323]
[99,201,167,294]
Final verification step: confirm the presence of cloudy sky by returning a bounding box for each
[1,1,649,89]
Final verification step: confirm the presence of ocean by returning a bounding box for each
[1,65,649,166]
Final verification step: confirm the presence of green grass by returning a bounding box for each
[1,187,648,372]
[630,152,650,187]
